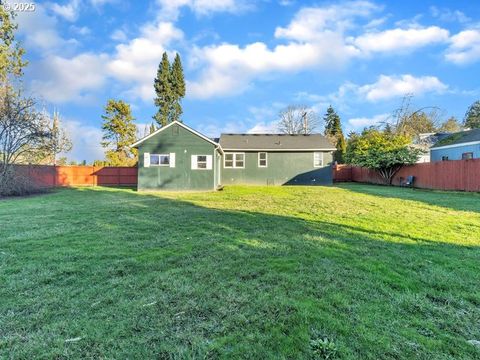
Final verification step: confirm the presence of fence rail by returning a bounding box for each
[333,159,480,192]
[13,165,138,187]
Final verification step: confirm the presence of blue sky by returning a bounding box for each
[9,0,480,161]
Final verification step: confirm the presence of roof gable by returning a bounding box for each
[219,133,335,151]
[131,121,219,148]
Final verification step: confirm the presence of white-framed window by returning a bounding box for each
[151,154,170,166]
[192,155,212,170]
[144,152,175,168]
[224,153,245,168]
[313,152,323,167]
[258,152,267,167]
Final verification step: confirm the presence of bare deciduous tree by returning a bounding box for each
[389,94,443,137]
[277,105,320,134]
[0,88,67,194]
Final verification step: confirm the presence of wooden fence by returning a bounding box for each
[13,165,137,187]
[333,159,480,192]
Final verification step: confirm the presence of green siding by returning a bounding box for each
[137,124,217,190]
[221,151,333,186]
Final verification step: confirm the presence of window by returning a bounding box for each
[151,154,170,166]
[224,153,245,168]
[192,155,212,170]
[313,152,323,167]
[462,152,473,160]
[197,155,207,169]
[258,152,267,167]
[224,153,234,168]
[442,156,449,161]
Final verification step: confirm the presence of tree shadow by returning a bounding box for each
[334,182,480,213]
[1,186,479,359]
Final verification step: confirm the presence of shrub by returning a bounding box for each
[0,168,46,197]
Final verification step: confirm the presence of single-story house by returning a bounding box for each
[131,121,336,191]
[413,132,452,163]
[430,129,480,162]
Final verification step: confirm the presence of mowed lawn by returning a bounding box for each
[1,185,480,359]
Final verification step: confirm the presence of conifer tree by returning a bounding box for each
[324,105,347,163]
[171,53,185,122]
[149,123,156,134]
[153,52,172,126]
[464,100,480,129]
[101,99,137,166]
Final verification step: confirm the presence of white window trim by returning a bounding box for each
[313,152,323,168]
[150,153,170,167]
[258,152,268,168]
[192,155,212,170]
[224,152,245,169]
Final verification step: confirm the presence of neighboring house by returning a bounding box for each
[131,121,335,191]
[413,132,452,163]
[430,128,480,162]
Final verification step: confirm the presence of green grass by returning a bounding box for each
[1,184,480,359]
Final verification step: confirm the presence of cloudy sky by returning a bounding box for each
[10,0,480,161]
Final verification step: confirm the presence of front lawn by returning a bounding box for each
[1,184,479,359]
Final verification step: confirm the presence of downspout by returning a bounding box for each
[215,145,223,189]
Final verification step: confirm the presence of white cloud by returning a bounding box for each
[62,119,104,162]
[89,0,117,7]
[445,29,480,64]
[187,1,381,98]
[47,0,80,22]
[188,41,339,98]
[187,1,454,99]
[357,74,448,101]
[111,29,128,42]
[248,121,279,133]
[348,113,390,127]
[107,22,184,101]
[352,26,450,54]
[15,3,77,52]
[274,1,379,41]
[70,25,91,36]
[30,53,108,103]
[156,0,250,20]
[430,6,471,23]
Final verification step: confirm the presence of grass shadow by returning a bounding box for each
[1,186,479,359]
[335,182,480,213]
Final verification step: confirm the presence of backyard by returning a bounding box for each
[1,184,479,359]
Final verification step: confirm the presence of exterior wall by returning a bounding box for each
[221,151,333,186]
[431,143,480,162]
[137,124,217,190]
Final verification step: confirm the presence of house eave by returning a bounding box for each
[430,140,480,151]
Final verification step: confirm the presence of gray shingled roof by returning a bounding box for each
[432,129,480,148]
[219,133,335,150]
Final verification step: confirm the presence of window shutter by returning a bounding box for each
[206,155,213,170]
[191,155,197,169]
[144,152,150,167]
[170,153,176,168]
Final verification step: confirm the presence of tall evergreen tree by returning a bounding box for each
[149,122,156,134]
[323,105,346,163]
[101,99,137,166]
[171,53,185,122]
[153,52,172,127]
[464,100,480,129]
